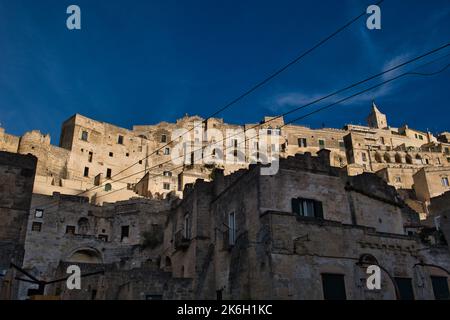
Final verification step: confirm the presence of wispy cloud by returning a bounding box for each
[266,50,420,114]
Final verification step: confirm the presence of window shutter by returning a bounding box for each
[314,201,324,219]
[292,198,300,215]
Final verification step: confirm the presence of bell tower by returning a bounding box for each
[367,101,388,129]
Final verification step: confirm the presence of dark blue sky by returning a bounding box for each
[0,0,449,144]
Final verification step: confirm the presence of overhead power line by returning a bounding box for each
[108,0,385,181]
[29,43,450,212]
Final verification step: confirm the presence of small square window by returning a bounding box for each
[109,152,114,157]
[66,225,76,235]
[126,153,129,157]
[319,139,326,149]
[163,171,172,177]
[98,234,108,242]
[32,222,42,232]
[35,209,44,218]
[81,131,88,141]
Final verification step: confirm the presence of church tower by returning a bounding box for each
[367,101,388,129]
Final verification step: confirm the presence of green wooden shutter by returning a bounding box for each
[291,198,300,215]
[314,201,324,219]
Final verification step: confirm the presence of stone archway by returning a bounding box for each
[66,247,102,264]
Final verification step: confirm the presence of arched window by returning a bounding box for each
[395,153,402,164]
[384,153,391,163]
[105,183,112,191]
[78,217,90,235]
[406,154,413,164]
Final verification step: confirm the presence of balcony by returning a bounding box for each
[174,229,190,250]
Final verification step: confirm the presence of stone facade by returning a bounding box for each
[162,151,450,300]
[18,194,173,299]
[0,151,37,299]
[1,103,448,217]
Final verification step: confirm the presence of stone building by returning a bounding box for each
[162,151,450,300]
[413,167,450,202]
[0,151,37,299]
[18,194,174,299]
[1,103,448,217]
[2,101,450,300]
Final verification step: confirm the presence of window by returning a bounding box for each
[184,214,191,239]
[163,171,172,177]
[66,226,76,235]
[106,168,112,178]
[232,139,238,148]
[339,141,345,151]
[228,212,236,246]
[104,183,112,191]
[298,138,307,148]
[138,146,142,152]
[321,274,346,300]
[419,135,424,140]
[77,218,89,235]
[31,222,42,232]
[98,234,108,242]
[164,148,170,155]
[267,128,272,135]
[291,198,323,219]
[395,176,402,183]
[109,152,114,157]
[35,209,44,218]
[84,167,89,177]
[126,153,129,157]
[118,135,124,145]
[161,134,167,143]
[442,177,449,187]
[319,139,325,150]
[362,152,367,162]
[447,157,450,163]
[88,151,93,162]
[431,276,450,300]
[121,226,129,241]
[163,182,170,190]
[445,147,450,155]
[139,160,143,164]
[81,130,88,141]
[395,277,414,300]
